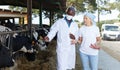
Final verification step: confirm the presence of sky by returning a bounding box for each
[0,0,119,24]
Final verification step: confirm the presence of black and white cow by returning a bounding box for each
[0,25,15,68]
[0,25,49,63]
[9,33,33,53]
[32,27,49,51]
[0,25,12,45]
[0,25,35,62]
[6,33,36,61]
[0,42,14,68]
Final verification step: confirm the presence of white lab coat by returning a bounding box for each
[47,18,79,70]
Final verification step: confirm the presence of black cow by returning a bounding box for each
[0,42,14,68]
[5,20,16,30]
[0,20,16,30]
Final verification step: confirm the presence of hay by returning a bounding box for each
[5,40,57,70]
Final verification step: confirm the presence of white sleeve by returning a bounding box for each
[47,20,59,41]
[75,25,79,40]
[78,28,83,37]
[96,27,100,37]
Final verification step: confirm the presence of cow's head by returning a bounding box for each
[32,28,48,51]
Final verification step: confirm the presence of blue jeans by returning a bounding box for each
[80,52,98,70]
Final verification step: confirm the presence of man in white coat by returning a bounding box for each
[44,6,78,70]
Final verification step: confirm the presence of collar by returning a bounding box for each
[64,17,73,22]
[64,17,73,27]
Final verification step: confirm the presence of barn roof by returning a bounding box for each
[0,0,66,12]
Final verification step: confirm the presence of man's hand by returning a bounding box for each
[44,36,49,42]
[69,33,75,40]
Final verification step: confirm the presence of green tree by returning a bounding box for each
[66,0,97,13]
[108,1,120,20]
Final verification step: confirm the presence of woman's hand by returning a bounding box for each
[71,39,77,44]
[90,43,100,50]
[71,39,77,45]
[78,37,82,44]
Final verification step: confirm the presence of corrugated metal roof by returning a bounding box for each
[0,0,66,12]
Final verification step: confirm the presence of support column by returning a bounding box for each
[27,0,32,39]
[39,1,42,27]
[50,11,54,26]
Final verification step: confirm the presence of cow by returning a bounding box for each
[0,23,33,54]
[0,42,14,68]
[6,33,36,61]
[0,25,15,68]
[32,27,49,51]
[0,25,12,45]
[9,33,33,53]
[0,24,35,62]
[0,19,16,30]
[0,24,49,63]
[7,32,38,53]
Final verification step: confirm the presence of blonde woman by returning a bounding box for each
[78,13,101,70]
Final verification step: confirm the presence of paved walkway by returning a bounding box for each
[98,50,120,70]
